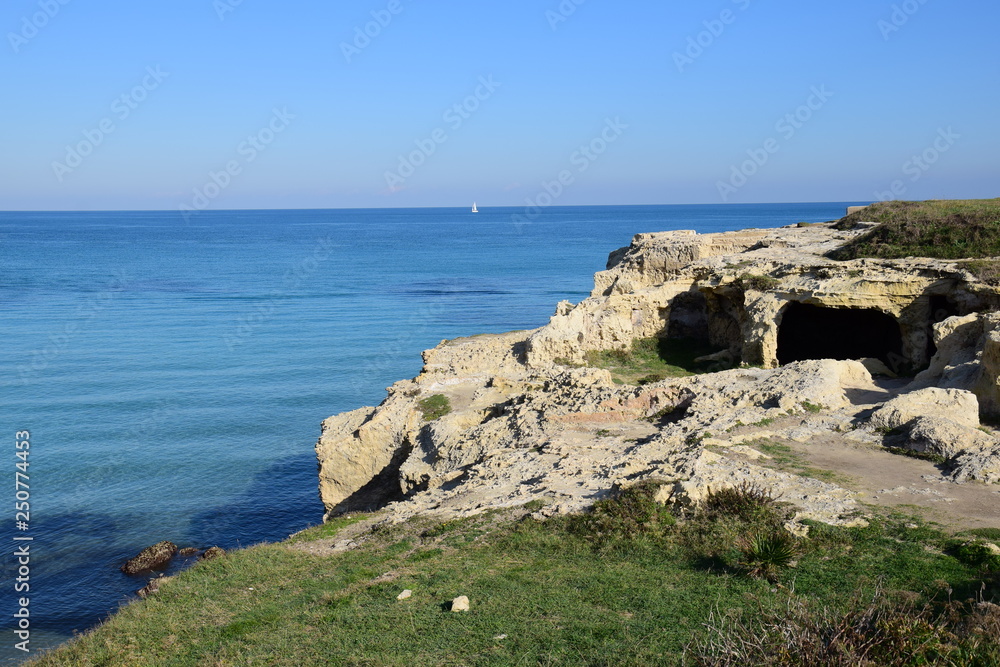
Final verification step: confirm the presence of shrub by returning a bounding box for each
[701,482,781,523]
[736,274,780,292]
[687,587,1000,666]
[739,530,798,582]
[569,482,676,545]
[417,394,451,421]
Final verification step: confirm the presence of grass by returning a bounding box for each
[829,198,1000,261]
[581,337,728,385]
[742,438,852,485]
[31,486,998,666]
[417,394,451,421]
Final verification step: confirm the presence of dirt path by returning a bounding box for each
[778,433,1000,531]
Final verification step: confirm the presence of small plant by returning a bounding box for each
[569,482,676,545]
[753,417,775,427]
[595,429,613,437]
[800,400,823,414]
[739,529,798,581]
[735,274,780,292]
[701,482,779,522]
[636,373,665,385]
[418,394,451,421]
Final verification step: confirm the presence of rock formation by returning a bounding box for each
[316,219,1000,530]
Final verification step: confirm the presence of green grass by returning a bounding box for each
[582,337,728,385]
[286,513,371,544]
[829,198,1000,261]
[31,486,997,666]
[417,394,451,421]
[743,438,852,486]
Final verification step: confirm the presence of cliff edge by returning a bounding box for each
[316,212,1000,534]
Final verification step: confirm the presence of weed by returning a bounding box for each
[701,482,782,523]
[800,400,824,414]
[687,586,1000,666]
[739,530,798,582]
[417,394,451,421]
[736,274,780,292]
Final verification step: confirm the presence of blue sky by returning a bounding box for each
[1,0,997,210]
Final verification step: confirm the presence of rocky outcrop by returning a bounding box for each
[315,220,1000,533]
[121,541,178,576]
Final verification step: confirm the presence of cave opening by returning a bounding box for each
[777,302,904,367]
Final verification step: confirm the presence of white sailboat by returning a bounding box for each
[471,202,478,213]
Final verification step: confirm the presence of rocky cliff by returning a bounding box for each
[316,219,1000,532]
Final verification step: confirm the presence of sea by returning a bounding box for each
[0,203,861,662]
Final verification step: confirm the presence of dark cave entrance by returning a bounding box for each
[777,302,904,367]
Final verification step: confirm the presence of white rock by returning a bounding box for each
[397,590,412,600]
[870,388,980,432]
[451,596,470,612]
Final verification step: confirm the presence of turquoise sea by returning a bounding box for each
[0,203,861,661]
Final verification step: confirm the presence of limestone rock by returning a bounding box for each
[397,589,412,600]
[870,388,980,432]
[178,547,199,557]
[952,446,1000,484]
[121,541,178,576]
[314,221,1000,543]
[903,416,998,459]
[451,596,470,612]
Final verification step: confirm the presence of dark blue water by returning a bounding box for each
[0,203,860,660]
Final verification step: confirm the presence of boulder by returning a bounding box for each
[451,596,470,612]
[902,416,998,459]
[121,541,178,576]
[952,446,1000,485]
[870,388,980,432]
[178,547,199,557]
[198,546,226,561]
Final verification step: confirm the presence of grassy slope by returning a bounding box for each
[31,493,998,666]
[830,198,1000,262]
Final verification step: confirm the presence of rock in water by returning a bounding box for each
[451,596,470,612]
[199,546,226,561]
[178,547,199,557]
[121,541,178,576]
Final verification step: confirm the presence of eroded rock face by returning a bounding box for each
[315,221,1000,531]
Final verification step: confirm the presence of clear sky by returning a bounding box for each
[2,0,997,210]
